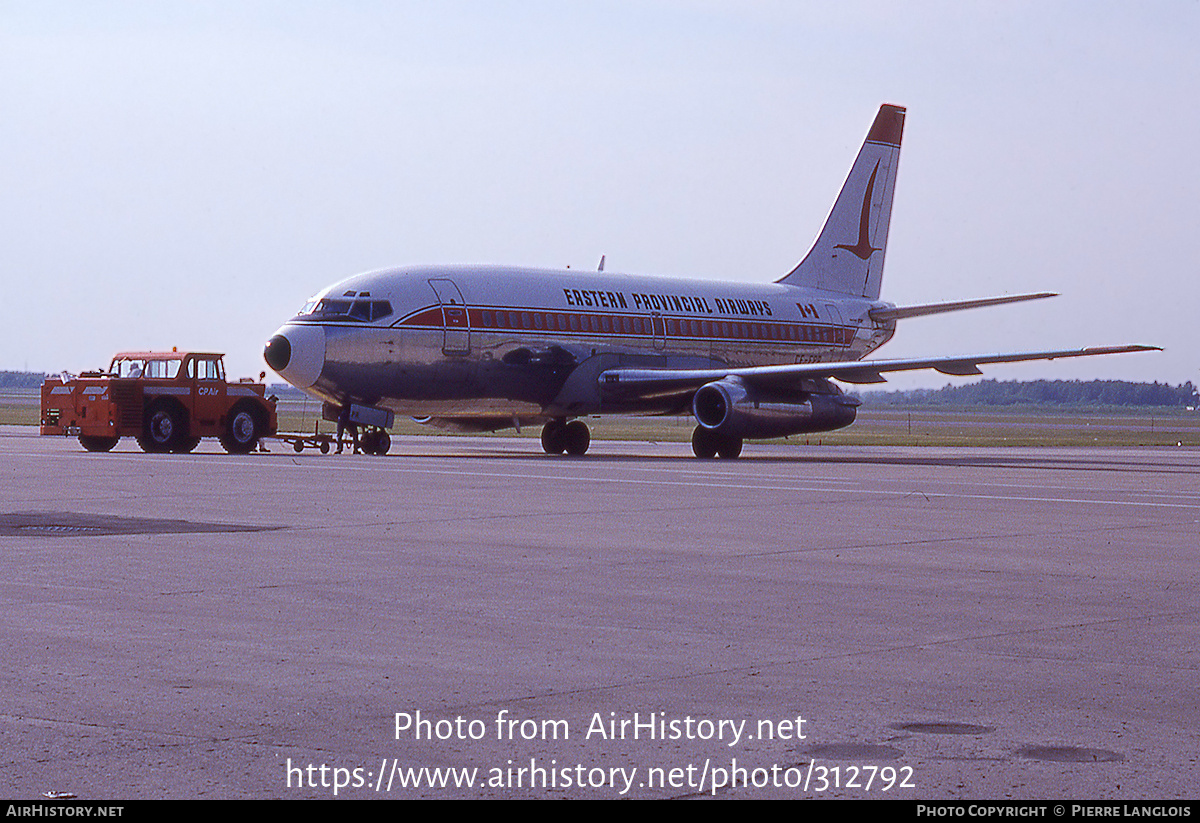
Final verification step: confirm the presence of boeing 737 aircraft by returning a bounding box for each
[263,104,1156,458]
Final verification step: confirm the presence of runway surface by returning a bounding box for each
[2,427,1198,799]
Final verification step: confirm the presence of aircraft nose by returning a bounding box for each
[263,324,325,389]
[263,334,291,371]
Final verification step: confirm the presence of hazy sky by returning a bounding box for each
[3,1,1196,389]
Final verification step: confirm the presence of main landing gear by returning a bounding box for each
[691,426,743,459]
[538,419,743,459]
[541,419,590,456]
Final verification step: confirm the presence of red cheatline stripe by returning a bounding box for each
[396,305,852,347]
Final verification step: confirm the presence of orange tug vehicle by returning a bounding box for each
[41,350,277,454]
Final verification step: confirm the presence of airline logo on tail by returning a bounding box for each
[834,162,882,260]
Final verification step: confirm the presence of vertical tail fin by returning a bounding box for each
[777,104,905,299]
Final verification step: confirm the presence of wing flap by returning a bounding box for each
[935,363,985,376]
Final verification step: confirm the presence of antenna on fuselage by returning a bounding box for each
[598,255,606,272]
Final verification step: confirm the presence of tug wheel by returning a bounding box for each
[220,405,261,454]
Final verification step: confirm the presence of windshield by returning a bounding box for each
[295,297,393,322]
[111,358,181,378]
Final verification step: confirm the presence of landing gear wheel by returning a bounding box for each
[220,406,260,454]
[79,435,118,452]
[562,420,590,456]
[691,426,719,459]
[541,420,567,454]
[139,403,184,453]
[717,434,743,459]
[362,429,390,456]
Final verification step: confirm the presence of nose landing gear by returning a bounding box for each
[358,427,391,456]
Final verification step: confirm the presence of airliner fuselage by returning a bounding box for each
[263,104,1155,458]
[267,264,893,424]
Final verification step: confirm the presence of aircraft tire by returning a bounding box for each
[541,420,567,454]
[373,430,391,456]
[140,401,184,453]
[563,420,590,456]
[691,426,719,459]
[220,404,261,454]
[79,435,118,452]
[357,429,390,455]
[717,435,743,459]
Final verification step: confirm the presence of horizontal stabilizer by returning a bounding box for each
[868,292,1057,323]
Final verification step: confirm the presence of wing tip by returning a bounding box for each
[1079,344,1162,355]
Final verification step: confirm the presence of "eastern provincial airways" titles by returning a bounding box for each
[562,288,773,317]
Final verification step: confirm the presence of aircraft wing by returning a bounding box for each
[597,345,1160,399]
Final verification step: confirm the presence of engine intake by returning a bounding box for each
[692,377,858,439]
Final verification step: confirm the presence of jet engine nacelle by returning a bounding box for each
[691,377,858,439]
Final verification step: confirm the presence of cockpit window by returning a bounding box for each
[321,299,353,315]
[295,298,392,322]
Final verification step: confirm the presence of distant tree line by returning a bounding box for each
[864,379,1199,408]
[0,371,45,389]
[2,370,1197,409]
